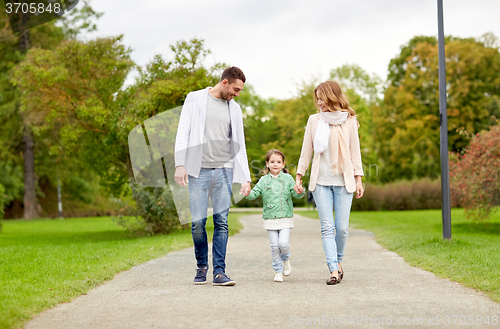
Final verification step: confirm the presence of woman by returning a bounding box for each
[294,81,364,285]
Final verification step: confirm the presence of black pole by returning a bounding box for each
[437,0,451,240]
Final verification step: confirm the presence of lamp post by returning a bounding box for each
[437,0,451,240]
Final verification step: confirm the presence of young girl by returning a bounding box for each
[246,149,306,282]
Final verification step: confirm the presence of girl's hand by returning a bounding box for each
[294,175,304,194]
[355,180,364,199]
[295,184,305,194]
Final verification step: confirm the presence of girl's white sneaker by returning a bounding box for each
[274,273,284,282]
[283,259,292,276]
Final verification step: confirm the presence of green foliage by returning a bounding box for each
[376,34,500,182]
[112,183,183,236]
[450,125,500,220]
[0,3,102,217]
[0,12,67,215]
[0,161,23,206]
[330,63,382,103]
[12,36,135,197]
[125,39,222,116]
[387,35,439,87]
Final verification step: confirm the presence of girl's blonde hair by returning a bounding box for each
[262,149,289,175]
[314,81,356,116]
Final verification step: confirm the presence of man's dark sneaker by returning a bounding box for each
[194,267,208,285]
[212,272,236,286]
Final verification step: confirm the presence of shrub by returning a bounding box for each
[450,125,500,220]
[351,179,442,211]
[112,182,185,236]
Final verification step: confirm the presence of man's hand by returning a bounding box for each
[174,166,189,187]
[239,181,250,196]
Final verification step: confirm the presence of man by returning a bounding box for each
[174,67,251,286]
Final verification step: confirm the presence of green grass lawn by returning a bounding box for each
[0,213,246,329]
[296,208,500,304]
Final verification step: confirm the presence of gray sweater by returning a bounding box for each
[201,93,234,168]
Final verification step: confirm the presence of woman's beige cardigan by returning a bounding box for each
[297,113,364,193]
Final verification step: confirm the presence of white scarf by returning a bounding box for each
[313,111,349,154]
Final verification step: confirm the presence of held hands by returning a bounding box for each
[239,181,250,197]
[294,175,304,194]
[174,166,189,187]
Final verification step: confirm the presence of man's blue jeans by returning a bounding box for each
[189,168,233,276]
[312,185,353,273]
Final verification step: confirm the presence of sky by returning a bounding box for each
[84,0,500,100]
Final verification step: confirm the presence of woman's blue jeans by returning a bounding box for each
[312,185,353,273]
[189,168,233,276]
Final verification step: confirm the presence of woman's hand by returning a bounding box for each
[294,174,304,194]
[294,183,304,194]
[355,176,364,199]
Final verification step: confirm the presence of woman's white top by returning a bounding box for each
[316,136,345,186]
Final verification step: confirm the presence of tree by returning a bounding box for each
[12,36,134,197]
[450,125,500,220]
[375,34,500,182]
[0,1,101,218]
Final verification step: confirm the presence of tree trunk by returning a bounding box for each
[126,153,135,180]
[23,127,39,219]
[19,14,39,219]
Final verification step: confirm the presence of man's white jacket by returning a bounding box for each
[174,87,251,184]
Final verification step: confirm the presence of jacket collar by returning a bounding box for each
[268,171,284,179]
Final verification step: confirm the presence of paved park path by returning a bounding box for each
[25,213,500,329]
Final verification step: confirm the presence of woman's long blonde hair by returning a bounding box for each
[314,81,356,116]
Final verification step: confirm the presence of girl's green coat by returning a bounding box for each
[246,172,305,219]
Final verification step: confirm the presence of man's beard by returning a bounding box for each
[220,90,231,101]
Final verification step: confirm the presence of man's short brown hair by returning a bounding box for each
[220,66,246,84]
